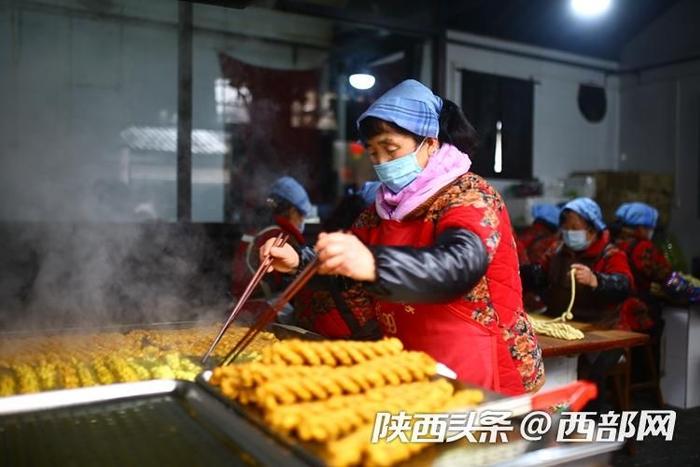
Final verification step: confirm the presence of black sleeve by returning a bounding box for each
[594,273,630,303]
[520,264,547,291]
[363,228,488,304]
[288,244,328,290]
[295,244,317,271]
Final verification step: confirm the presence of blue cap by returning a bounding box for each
[615,202,659,228]
[357,79,443,139]
[531,204,561,228]
[562,197,606,231]
[358,181,381,207]
[269,176,312,216]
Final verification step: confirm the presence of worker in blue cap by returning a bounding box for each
[230,176,313,323]
[522,197,646,412]
[614,202,667,293]
[517,204,561,266]
[517,204,562,314]
[522,197,642,329]
[293,180,383,340]
[614,202,700,306]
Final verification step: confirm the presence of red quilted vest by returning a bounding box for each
[352,173,544,395]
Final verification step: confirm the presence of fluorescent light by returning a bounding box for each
[570,0,612,18]
[349,73,376,90]
[494,121,503,174]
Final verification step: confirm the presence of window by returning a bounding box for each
[214,78,251,124]
[460,70,534,179]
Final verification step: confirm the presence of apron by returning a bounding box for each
[377,300,524,395]
[369,214,526,395]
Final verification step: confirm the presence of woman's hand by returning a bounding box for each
[571,263,598,289]
[315,232,376,281]
[259,237,300,273]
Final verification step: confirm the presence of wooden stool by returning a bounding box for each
[630,341,664,407]
[608,347,632,411]
[608,348,634,455]
[608,341,665,456]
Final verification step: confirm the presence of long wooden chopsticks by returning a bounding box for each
[201,232,289,364]
[221,256,320,366]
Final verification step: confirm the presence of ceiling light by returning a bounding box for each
[348,73,376,90]
[570,0,612,18]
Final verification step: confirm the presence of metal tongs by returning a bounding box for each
[221,256,321,366]
[201,232,289,364]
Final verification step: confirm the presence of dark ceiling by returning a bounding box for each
[266,0,681,60]
[443,0,681,60]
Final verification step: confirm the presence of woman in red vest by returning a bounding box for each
[262,79,544,395]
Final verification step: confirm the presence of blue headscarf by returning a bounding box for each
[357,79,443,138]
[562,197,606,231]
[615,202,658,228]
[269,176,312,216]
[531,204,561,228]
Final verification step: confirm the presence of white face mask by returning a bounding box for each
[562,229,591,251]
[373,139,426,193]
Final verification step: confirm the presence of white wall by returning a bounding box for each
[0,0,332,223]
[618,0,700,266]
[445,31,620,184]
[621,0,700,69]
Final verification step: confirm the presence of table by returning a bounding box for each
[538,322,649,358]
[537,321,649,391]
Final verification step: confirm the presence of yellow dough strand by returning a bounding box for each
[530,268,584,340]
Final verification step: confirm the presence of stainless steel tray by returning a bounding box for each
[0,379,308,467]
[195,370,511,466]
[196,371,620,467]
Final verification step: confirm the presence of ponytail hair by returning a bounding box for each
[438,98,479,156]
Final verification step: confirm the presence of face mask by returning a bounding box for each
[373,139,426,193]
[562,229,590,251]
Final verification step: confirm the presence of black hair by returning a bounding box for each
[438,99,479,155]
[609,219,623,239]
[358,97,479,155]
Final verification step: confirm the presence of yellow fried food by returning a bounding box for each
[211,363,326,389]
[14,363,40,394]
[75,361,96,387]
[251,351,435,409]
[35,359,58,391]
[0,373,16,397]
[0,324,280,396]
[56,361,80,389]
[261,338,403,367]
[325,379,457,467]
[213,339,486,467]
[266,380,453,442]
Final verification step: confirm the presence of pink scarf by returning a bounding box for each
[375,144,472,221]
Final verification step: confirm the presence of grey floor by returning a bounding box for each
[611,393,700,466]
